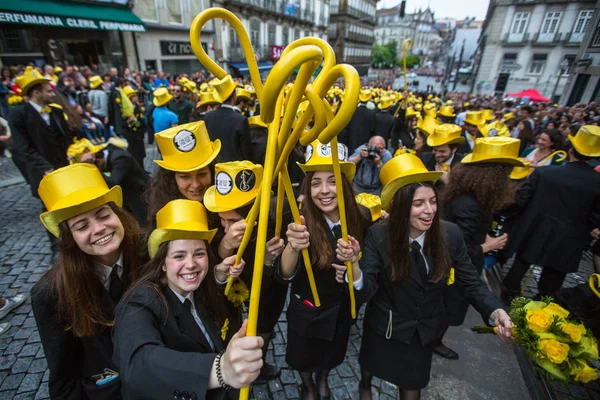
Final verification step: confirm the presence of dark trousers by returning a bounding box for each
[503,254,568,297]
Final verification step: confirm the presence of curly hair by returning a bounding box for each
[443,162,513,211]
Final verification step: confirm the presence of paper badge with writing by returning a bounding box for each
[216,171,233,195]
[317,142,348,161]
[173,130,196,152]
[305,144,314,162]
[235,170,256,192]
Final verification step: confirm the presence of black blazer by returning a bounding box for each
[443,194,493,274]
[101,145,150,224]
[456,131,474,155]
[358,222,501,346]
[419,152,464,172]
[8,103,71,196]
[108,88,126,135]
[113,284,232,400]
[31,266,132,400]
[506,162,600,273]
[204,106,252,162]
[375,110,396,145]
[343,105,375,154]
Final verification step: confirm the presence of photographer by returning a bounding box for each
[349,135,392,195]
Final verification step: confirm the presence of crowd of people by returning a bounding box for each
[0,60,599,400]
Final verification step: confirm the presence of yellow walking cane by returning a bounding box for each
[394,39,413,117]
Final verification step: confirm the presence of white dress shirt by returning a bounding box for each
[95,253,124,291]
[170,288,216,351]
[29,101,50,126]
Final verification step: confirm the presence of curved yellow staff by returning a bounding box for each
[394,39,413,117]
[590,273,600,299]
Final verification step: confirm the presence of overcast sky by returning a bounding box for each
[377,0,490,20]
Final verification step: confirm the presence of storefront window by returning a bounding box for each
[167,0,183,25]
[0,28,40,53]
[138,0,158,22]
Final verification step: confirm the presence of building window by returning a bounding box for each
[230,26,241,48]
[250,19,261,45]
[510,12,529,35]
[528,54,547,75]
[190,0,204,18]
[503,53,517,63]
[592,22,600,47]
[268,23,276,45]
[166,0,183,24]
[563,55,576,75]
[539,12,561,41]
[571,10,594,43]
[294,28,300,41]
[283,26,289,45]
[138,0,158,22]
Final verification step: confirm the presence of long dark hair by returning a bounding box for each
[300,171,364,269]
[125,239,228,326]
[444,163,513,211]
[388,182,451,283]
[36,203,142,337]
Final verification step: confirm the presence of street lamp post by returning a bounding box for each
[550,58,570,103]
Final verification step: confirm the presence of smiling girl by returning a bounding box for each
[279,140,370,400]
[113,199,261,399]
[31,164,143,399]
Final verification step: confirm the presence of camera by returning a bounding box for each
[367,146,381,160]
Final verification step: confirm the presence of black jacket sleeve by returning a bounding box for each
[516,167,540,209]
[239,117,252,161]
[356,225,384,305]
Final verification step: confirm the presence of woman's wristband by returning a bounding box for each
[215,350,233,391]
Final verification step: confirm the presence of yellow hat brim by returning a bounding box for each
[296,162,356,181]
[427,136,465,147]
[198,99,220,107]
[148,227,218,259]
[154,139,221,172]
[381,172,443,211]
[153,93,173,107]
[510,167,533,180]
[461,153,526,167]
[439,112,456,118]
[378,101,393,110]
[89,81,103,89]
[203,185,256,213]
[40,186,123,237]
[21,78,51,95]
[568,134,600,157]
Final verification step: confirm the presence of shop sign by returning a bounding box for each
[271,45,284,61]
[0,12,145,32]
[160,41,207,56]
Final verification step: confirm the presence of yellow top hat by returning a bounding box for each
[446,100,453,105]
[464,111,483,126]
[38,164,123,237]
[481,109,494,122]
[424,106,437,119]
[54,66,63,74]
[380,154,442,211]
[179,76,190,84]
[154,121,221,172]
[461,137,525,166]
[236,88,251,101]
[248,116,267,129]
[417,116,438,136]
[123,85,136,98]
[184,81,197,93]
[480,121,510,137]
[15,66,50,96]
[89,75,103,89]
[464,101,471,108]
[204,161,263,213]
[198,90,221,107]
[510,159,534,180]
[377,96,394,110]
[67,138,107,163]
[502,112,515,123]
[439,105,455,118]
[355,193,382,222]
[148,199,217,258]
[405,107,419,119]
[208,77,220,86]
[213,74,237,103]
[569,125,600,157]
[297,140,356,180]
[359,90,372,103]
[414,103,423,112]
[245,84,256,94]
[200,83,210,91]
[153,87,173,107]
[427,124,465,147]
[427,94,433,100]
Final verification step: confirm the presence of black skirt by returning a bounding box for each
[285,294,352,372]
[359,327,434,390]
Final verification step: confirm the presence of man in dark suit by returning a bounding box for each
[375,96,396,147]
[503,126,600,301]
[204,75,251,162]
[9,69,71,198]
[457,111,484,154]
[82,144,150,225]
[419,124,465,191]
[342,90,375,154]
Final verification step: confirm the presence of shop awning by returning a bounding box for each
[0,0,146,32]
[229,61,274,73]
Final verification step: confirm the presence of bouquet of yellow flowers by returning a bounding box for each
[473,297,598,384]
[7,94,23,107]
[394,148,416,157]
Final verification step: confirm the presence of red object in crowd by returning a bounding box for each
[505,88,550,103]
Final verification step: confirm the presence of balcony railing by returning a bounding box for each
[343,55,372,64]
[502,32,529,45]
[224,0,316,24]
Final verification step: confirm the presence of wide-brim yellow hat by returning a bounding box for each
[297,140,356,180]
[417,116,438,136]
[89,75,103,89]
[67,138,107,162]
[236,88,251,101]
[213,74,237,103]
[38,164,123,237]
[198,90,221,107]
[568,125,600,157]
[148,199,217,258]
[377,96,394,110]
[461,137,525,166]
[245,84,256,94]
[355,193,382,221]
[439,106,455,118]
[15,66,50,96]
[427,124,465,147]
[503,113,515,123]
[380,154,442,210]
[359,90,372,103]
[204,161,262,213]
[405,107,419,119]
[54,66,63,74]
[248,116,267,129]
[481,109,494,122]
[154,121,221,172]
[480,121,510,137]
[510,159,533,180]
[465,111,483,126]
[153,88,173,107]
[123,85,136,98]
[184,81,197,94]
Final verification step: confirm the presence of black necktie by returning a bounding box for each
[183,299,193,312]
[410,241,428,281]
[109,266,123,303]
[332,224,342,240]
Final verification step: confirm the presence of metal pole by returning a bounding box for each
[452,38,465,92]
[550,68,563,102]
